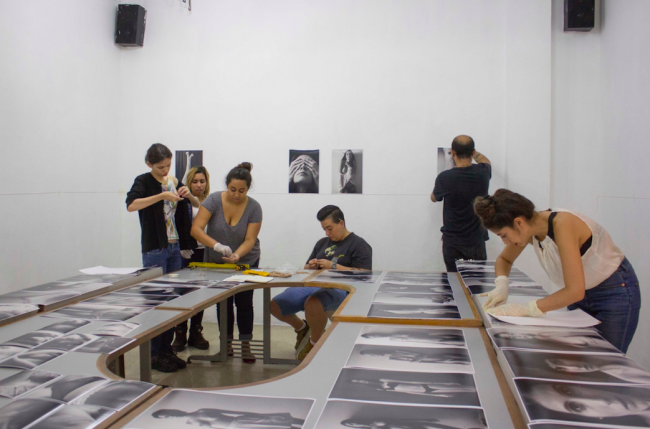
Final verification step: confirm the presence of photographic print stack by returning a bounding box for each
[368,272,460,319]
[456,260,549,298]
[316,325,489,428]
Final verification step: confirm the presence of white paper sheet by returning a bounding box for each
[79,266,142,275]
[489,308,600,328]
[222,275,274,284]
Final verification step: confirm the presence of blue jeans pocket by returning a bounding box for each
[146,248,164,255]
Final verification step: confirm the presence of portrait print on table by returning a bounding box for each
[462,277,538,287]
[469,285,549,297]
[378,283,452,294]
[26,374,108,403]
[0,370,60,399]
[41,319,91,334]
[0,346,28,361]
[47,303,150,322]
[25,282,112,295]
[92,322,139,337]
[175,150,203,186]
[528,424,615,429]
[115,285,199,297]
[2,330,62,349]
[0,304,39,324]
[345,344,474,373]
[381,277,450,286]
[332,149,363,194]
[368,303,461,320]
[73,380,156,411]
[356,326,466,348]
[61,273,136,284]
[329,368,481,407]
[314,270,380,284]
[372,292,456,306]
[0,398,62,429]
[74,337,135,354]
[124,389,315,429]
[289,149,319,194]
[385,272,449,280]
[83,294,174,308]
[314,400,487,429]
[0,349,65,370]
[487,327,622,354]
[515,378,650,428]
[503,349,650,385]
[28,404,115,429]
[437,147,455,174]
[0,289,81,306]
[33,333,96,351]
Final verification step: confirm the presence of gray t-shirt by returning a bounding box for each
[202,193,262,265]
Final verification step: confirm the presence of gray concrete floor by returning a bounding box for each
[122,322,299,388]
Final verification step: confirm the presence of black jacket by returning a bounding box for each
[125,173,196,253]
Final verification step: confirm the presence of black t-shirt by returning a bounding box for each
[433,163,491,246]
[307,233,373,270]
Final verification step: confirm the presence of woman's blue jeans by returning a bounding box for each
[568,257,641,353]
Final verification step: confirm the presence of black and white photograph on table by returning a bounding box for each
[0,398,62,429]
[385,272,449,279]
[0,345,28,361]
[41,319,91,334]
[332,149,363,194]
[355,326,466,348]
[33,333,96,351]
[372,292,456,306]
[175,150,203,187]
[460,271,530,279]
[60,273,136,284]
[26,282,112,294]
[74,337,135,354]
[83,294,174,307]
[314,400,487,429]
[469,285,549,297]
[378,283,453,294]
[462,277,539,287]
[46,303,150,322]
[26,374,108,403]
[2,330,62,348]
[528,424,615,429]
[0,370,60,399]
[329,368,481,407]
[503,349,650,385]
[92,322,140,337]
[29,404,115,429]
[368,304,461,320]
[289,149,319,194]
[0,289,81,306]
[381,278,450,286]
[124,389,315,429]
[115,285,199,297]
[73,380,156,411]
[437,147,455,174]
[0,304,39,323]
[315,270,381,283]
[515,378,650,428]
[487,327,622,354]
[0,349,65,370]
[345,344,474,373]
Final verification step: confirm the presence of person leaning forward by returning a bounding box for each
[270,205,372,361]
[431,135,491,272]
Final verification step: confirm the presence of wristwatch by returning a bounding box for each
[331,256,339,270]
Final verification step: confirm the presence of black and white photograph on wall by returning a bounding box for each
[33,334,96,351]
[0,346,28,361]
[373,292,456,306]
[115,285,199,297]
[503,349,650,385]
[26,374,108,403]
[0,289,81,306]
[46,303,150,322]
[124,389,315,429]
[515,378,650,427]
[0,349,65,370]
[73,380,156,411]
[289,150,319,194]
[0,304,39,324]
[28,404,115,429]
[314,400,487,429]
[345,344,474,373]
[92,322,139,337]
[0,370,60,398]
[3,330,62,348]
[356,326,466,348]
[74,337,134,355]
[84,293,174,307]
[332,149,363,194]
[487,327,622,354]
[368,303,461,320]
[378,283,453,294]
[329,368,481,407]
[437,147,455,174]
[175,150,203,186]
[0,398,62,429]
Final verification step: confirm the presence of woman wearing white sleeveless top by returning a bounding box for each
[473,189,640,353]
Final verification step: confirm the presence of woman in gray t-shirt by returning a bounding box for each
[191,163,262,363]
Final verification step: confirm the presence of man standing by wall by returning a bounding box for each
[431,135,491,271]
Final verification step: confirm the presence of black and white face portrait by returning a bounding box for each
[116,285,198,296]
[92,322,139,337]
[0,304,38,323]
[28,404,115,429]
[0,398,62,429]
[26,282,112,294]
[48,303,150,322]
[372,292,456,306]
[0,290,81,306]
[437,147,455,174]
[33,334,96,352]
[41,319,91,334]
[516,378,650,427]
[3,330,62,348]
[123,390,314,429]
[60,274,135,284]
[314,400,487,429]
[488,327,622,354]
[378,283,452,294]
[84,294,174,307]
[0,349,65,370]
[356,326,466,348]
[289,150,319,194]
[384,273,449,282]
[0,346,28,361]
[381,277,450,286]
[345,344,474,373]
[503,349,650,385]
[0,370,60,399]
[329,368,480,407]
[368,304,461,320]
[74,337,134,355]
[73,380,156,411]
[26,374,108,403]
[528,424,614,429]
[332,149,363,194]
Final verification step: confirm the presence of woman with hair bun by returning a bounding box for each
[473,189,640,353]
[191,162,262,363]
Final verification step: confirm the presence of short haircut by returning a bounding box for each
[317,205,345,224]
[451,135,475,159]
[145,143,172,165]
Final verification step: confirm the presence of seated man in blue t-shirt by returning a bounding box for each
[270,205,372,360]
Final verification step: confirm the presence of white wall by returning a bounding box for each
[551,0,650,366]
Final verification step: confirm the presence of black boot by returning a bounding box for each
[172,324,187,352]
[188,325,210,350]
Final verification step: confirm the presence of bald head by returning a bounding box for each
[451,135,475,159]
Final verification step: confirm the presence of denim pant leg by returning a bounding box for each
[167,242,182,273]
[142,247,170,274]
[234,290,255,340]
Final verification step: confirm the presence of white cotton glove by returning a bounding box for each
[480,276,509,310]
[213,243,233,257]
[486,301,545,318]
[180,249,193,259]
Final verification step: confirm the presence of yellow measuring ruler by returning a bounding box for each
[188,262,250,270]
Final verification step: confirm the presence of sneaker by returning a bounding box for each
[172,326,187,352]
[151,352,178,373]
[188,326,210,350]
[170,351,187,369]
[296,340,314,361]
[294,320,310,350]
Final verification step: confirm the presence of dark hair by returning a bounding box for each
[145,143,172,165]
[451,135,475,159]
[473,188,536,230]
[340,150,357,174]
[225,162,253,189]
[317,205,345,224]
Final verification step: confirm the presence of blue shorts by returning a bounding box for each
[273,287,349,316]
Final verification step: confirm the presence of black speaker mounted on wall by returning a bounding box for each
[564,0,595,32]
[115,4,147,47]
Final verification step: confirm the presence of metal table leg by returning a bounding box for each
[263,287,271,364]
[140,340,151,382]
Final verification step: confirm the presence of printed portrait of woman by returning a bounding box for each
[332,149,363,194]
[289,150,319,194]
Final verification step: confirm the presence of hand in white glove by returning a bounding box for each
[480,276,509,309]
[486,300,545,318]
[213,243,233,257]
[180,249,193,259]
